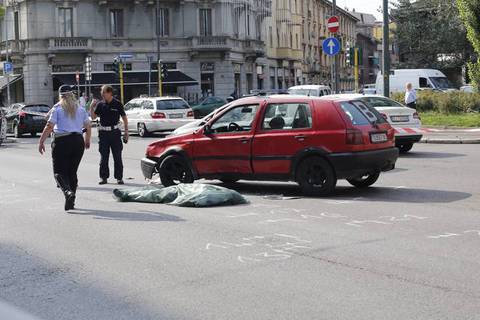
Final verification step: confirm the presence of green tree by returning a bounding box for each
[457,0,480,90]
[391,0,472,71]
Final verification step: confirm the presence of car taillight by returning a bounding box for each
[380,113,388,120]
[387,128,395,141]
[151,112,166,119]
[18,111,26,118]
[187,110,194,118]
[346,128,364,145]
[413,112,421,120]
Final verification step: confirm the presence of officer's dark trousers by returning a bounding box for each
[52,134,85,194]
[98,129,123,180]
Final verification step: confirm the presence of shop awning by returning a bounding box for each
[0,74,23,90]
[52,70,198,91]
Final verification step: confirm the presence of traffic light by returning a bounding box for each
[161,64,168,80]
[112,57,121,77]
[345,43,352,66]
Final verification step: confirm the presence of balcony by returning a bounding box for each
[191,36,229,50]
[48,37,92,52]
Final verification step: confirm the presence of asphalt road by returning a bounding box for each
[1,133,479,320]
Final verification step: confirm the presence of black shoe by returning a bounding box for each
[64,191,75,211]
[99,179,108,185]
[117,180,124,185]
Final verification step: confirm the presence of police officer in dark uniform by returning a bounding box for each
[90,85,129,185]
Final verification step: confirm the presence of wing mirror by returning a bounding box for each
[203,124,213,135]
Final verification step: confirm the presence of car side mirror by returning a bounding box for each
[203,124,213,135]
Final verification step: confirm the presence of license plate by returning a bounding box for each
[169,113,183,119]
[390,115,409,122]
[370,132,388,143]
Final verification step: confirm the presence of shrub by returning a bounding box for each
[387,91,480,114]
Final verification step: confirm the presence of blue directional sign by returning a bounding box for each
[119,53,133,59]
[322,37,341,56]
[3,62,13,74]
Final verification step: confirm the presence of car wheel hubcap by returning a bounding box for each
[306,165,327,187]
[166,161,187,184]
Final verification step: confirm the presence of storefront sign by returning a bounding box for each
[201,62,215,72]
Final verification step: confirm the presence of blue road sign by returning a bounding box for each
[322,37,341,56]
[3,62,13,74]
[119,53,133,59]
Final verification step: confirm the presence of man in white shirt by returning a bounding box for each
[405,83,417,108]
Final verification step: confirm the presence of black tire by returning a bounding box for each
[347,172,380,188]
[397,143,413,153]
[138,123,149,137]
[296,157,337,196]
[13,124,21,138]
[159,155,194,187]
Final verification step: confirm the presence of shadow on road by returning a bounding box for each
[399,151,466,159]
[69,208,186,222]
[217,182,471,204]
[0,244,172,320]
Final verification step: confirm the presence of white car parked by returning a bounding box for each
[328,94,422,153]
[124,97,194,137]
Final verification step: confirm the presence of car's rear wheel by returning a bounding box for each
[138,123,149,137]
[159,155,194,187]
[397,143,413,153]
[13,124,21,138]
[296,157,336,196]
[347,172,380,188]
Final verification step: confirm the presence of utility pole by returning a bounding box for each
[4,9,10,107]
[119,60,125,104]
[332,0,340,93]
[156,0,161,97]
[382,0,390,97]
[354,48,359,93]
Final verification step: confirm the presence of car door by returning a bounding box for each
[252,102,315,174]
[125,100,141,131]
[192,104,260,175]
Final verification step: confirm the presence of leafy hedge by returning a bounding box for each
[391,91,480,114]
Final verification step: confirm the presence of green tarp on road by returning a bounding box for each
[113,183,248,207]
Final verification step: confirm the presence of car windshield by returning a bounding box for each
[156,99,189,110]
[23,105,50,113]
[429,77,453,89]
[288,89,317,96]
[361,97,405,108]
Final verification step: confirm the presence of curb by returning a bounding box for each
[420,138,480,144]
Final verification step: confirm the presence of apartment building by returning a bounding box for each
[0,0,271,105]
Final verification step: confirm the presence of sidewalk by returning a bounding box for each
[420,128,480,144]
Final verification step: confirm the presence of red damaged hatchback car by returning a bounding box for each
[141,95,399,196]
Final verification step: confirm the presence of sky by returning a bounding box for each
[340,0,383,20]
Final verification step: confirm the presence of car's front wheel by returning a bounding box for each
[159,155,194,187]
[296,157,337,196]
[397,143,413,153]
[138,123,149,137]
[347,172,380,188]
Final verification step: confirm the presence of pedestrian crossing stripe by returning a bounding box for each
[393,127,440,134]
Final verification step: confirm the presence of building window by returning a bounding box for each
[246,12,250,37]
[58,7,73,37]
[156,8,169,37]
[199,9,212,36]
[110,9,124,38]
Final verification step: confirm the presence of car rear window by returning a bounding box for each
[156,99,189,110]
[24,105,50,113]
[339,102,371,125]
[361,97,405,108]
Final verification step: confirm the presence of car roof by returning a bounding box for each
[322,94,390,100]
[229,94,345,106]
[288,85,331,90]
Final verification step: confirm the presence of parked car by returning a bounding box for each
[328,94,422,153]
[123,97,194,137]
[5,103,51,138]
[0,107,6,145]
[191,96,226,119]
[460,85,474,93]
[141,95,398,196]
[288,85,332,97]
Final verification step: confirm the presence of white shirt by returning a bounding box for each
[405,89,417,104]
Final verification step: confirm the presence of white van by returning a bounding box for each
[288,85,332,97]
[376,69,456,93]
